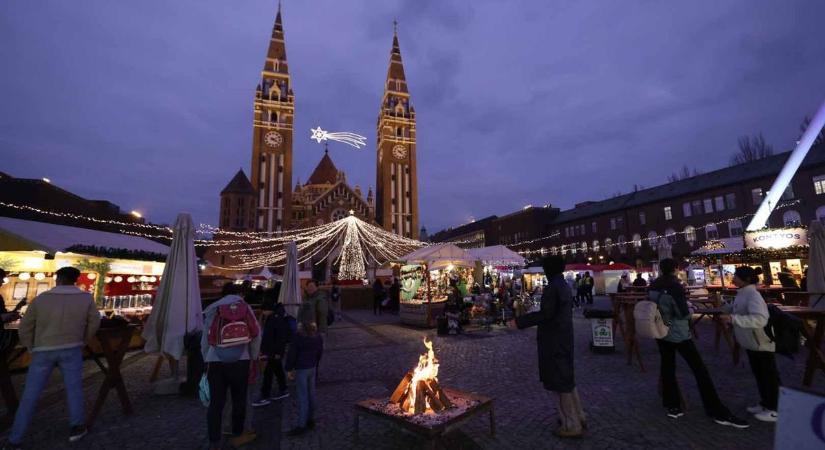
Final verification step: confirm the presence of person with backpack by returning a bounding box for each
[201,283,261,450]
[509,256,586,438]
[726,266,780,422]
[648,259,748,428]
[285,319,324,437]
[252,303,292,407]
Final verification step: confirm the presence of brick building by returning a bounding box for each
[431,143,825,265]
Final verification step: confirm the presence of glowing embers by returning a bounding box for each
[389,338,452,415]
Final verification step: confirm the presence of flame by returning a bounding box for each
[407,337,439,413]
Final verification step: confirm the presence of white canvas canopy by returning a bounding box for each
[278,241,302,317]
[807,220,825,310]
[398,243,475,270]
[467,245,525,266]
[142,213,203,361]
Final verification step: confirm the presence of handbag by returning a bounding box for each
[198,373,210,407]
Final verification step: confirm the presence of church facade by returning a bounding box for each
[217,5,419,240]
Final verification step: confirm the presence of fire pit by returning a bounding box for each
[354,339,495,448]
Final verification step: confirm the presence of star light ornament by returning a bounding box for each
[310,127,367,149]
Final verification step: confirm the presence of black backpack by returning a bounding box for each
[764,304,803,357]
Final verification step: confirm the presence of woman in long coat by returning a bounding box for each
[513,256,586,438]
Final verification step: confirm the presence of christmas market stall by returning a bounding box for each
[0,217,168,315]
[397,244,476,327]
[467,245,525,291]
[690,227,808,291]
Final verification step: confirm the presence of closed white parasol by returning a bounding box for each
[278,241,302,317]
[142,213,203,360]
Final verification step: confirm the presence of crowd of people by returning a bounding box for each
[509,255,785,439]
[0,258,790,447]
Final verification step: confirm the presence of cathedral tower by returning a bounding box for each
[250,3,294,233]
[376,24,419,239]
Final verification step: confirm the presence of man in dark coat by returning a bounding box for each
[511,256,586,438]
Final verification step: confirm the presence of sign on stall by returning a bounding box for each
[774,387,825,450]
[745,227,807,250]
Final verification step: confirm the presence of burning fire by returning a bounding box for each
[408,338,439,412]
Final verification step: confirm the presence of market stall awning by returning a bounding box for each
[467,245,526,266]
[398,244,475,269]
[0,216,169,255]
[690,237,744,256]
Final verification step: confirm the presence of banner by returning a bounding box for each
[400,264,423,301]
[745,227,807,250]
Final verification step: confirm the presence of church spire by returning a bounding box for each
[385,20,407,92]
[264,1,288,73]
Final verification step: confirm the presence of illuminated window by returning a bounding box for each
[592,240,600,252]
[703,199,713,214]
[647,231,658,247]
[705,223,718,240]
[632,233,642,249]
[684,226,696,244]
[604,238,613,253]
[665,228,677,244]
[664,206,672,221]
[814,175,825,195]
[617,235,627,254]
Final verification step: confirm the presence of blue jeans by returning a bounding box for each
[10,347,85,444]
[295,367,316,428]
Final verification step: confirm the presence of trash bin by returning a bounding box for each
[583,308,615,353]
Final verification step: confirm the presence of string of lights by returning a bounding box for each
[0,201,172,232]
[516,199,801,257]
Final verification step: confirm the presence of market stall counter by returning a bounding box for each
[397,244,477,328]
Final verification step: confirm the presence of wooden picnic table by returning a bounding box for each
[609,293,647,372]
[86,324,138,427]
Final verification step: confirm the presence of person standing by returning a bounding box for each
[201,283,261,450]
[372,279,384,316]
[632,273,648,287]
[253,303,292,407]
[300,280,329,335]
[7,267,100,447]
[330,280,342,321]
[573,274,583,308]
[649,259,748,428]
[285,320,324,437]
[510,256,586,438]
[727,266,780,422]
[582,272,594,305]
[390,278,401,314]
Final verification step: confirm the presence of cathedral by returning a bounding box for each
[216,5,419,243]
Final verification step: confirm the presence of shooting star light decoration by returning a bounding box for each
[310,126,367,149]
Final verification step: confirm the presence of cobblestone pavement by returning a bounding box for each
[2,298,822,449]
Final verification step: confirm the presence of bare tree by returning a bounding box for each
[799,115,825,147]
[667,165,701,182]
[730,133,774,166]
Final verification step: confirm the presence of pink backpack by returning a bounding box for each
[208,301,260,348]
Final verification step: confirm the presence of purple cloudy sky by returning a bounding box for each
[2,0,825,232]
